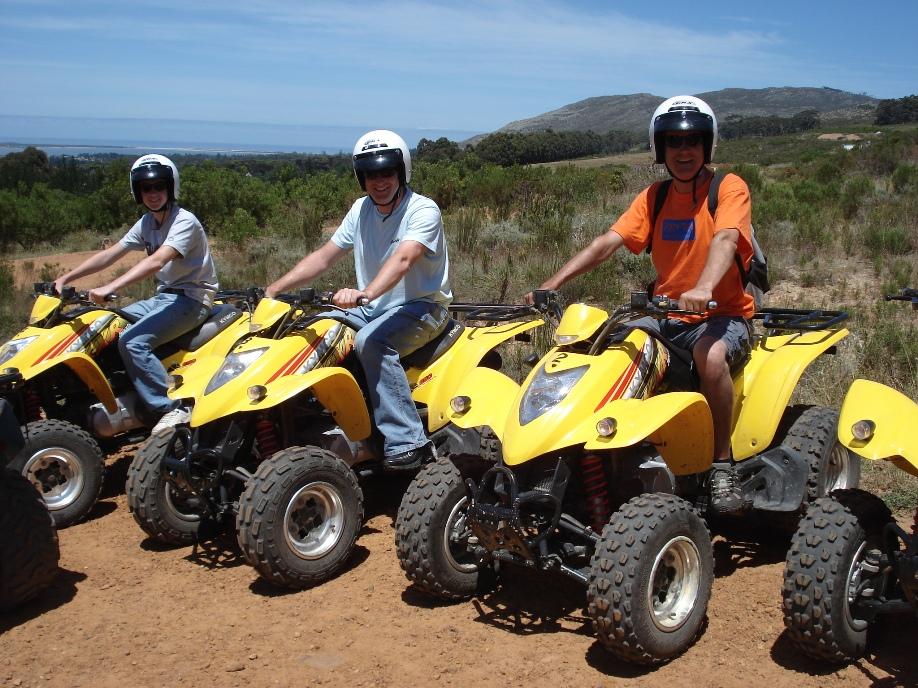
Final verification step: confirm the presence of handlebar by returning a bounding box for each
[886,288,918,309]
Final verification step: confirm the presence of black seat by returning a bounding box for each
[401,319,465,369]
[154,304,244,358]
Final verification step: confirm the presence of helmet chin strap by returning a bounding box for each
[371,184,403,221]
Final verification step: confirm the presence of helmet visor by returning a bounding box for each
[353,148,403,173]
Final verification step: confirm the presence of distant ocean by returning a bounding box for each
[0,115,482,158]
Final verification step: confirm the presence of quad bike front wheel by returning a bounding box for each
[126,431,202,546]
[9,419,105,528]
[782,489,893,662]
[395,457,492,600]
[587,493,714,665]
[0,469,59,611]
[236,446,363,589]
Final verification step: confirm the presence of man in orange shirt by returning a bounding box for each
[532,95,754,514]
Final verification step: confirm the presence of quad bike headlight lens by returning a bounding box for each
[205,347,267,395]
[596,417,618,437]
[0,336,38,367]
[519,364,588,425]
[247,385,267,402]
[851,419,876,441]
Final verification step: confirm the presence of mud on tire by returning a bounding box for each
[10,419,104,528]
[126,431,201,546]
[236,446,363,589]
[587,493,714,665]
[0,469,59,611]
[782,488,893,662]
[395,457,492,600]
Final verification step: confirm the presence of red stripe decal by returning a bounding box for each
[593,351,641,412]
[35,326,87,364]
[266,338,322,384]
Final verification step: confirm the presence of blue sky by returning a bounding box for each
[1,0,915,142]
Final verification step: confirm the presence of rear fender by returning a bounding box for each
[445,366,521,434]
[838,379,918,476]
[732,328,849,460]
[412,318,541,432]
[583,393,713,475]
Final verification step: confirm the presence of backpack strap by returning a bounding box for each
[645,179,671,255]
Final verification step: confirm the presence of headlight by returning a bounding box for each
[0,336,38,367]
[519,364,588,425]
[204,347,267,395]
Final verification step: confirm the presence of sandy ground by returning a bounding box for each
[1,449,915,688]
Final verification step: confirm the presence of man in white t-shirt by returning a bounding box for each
[266,130,452,471]
[55,155,218,435]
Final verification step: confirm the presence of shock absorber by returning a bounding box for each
[254,416,280,459]
[581,454,611,532]
[912,505,917,537]
[24,387,42,422]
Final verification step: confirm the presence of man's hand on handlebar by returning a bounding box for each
[678,287,715,313]
[332,288,369,308]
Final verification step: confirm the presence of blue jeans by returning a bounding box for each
[332,301,449,457]
[119,293,211,414]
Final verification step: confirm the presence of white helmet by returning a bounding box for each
[130,154,179,203]
[649,96,718,164]
[352,130,411,190]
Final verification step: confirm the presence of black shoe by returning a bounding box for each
[709,466,746,515]
[382,444,434,472]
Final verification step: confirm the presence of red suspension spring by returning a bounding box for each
[581,454,611,532]
[255,417,280,459]
[24,388,42,422]
[912,506,917,537]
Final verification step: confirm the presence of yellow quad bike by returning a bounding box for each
[395,290,861,665]
[125,288,542,589]
[783,287,918,662]
[0,283,290,527]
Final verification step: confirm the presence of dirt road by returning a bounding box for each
[1,451,915,688]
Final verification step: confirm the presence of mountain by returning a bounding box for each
[472,87,878,141]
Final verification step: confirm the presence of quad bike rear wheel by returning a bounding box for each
[10,419,105,528]
[0,469,59,611]
[236,446,363,589]
[782,488,893,662]
[587,493,714,665]
[126,431,202,546]
[395,457,492,600]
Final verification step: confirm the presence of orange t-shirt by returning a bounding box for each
[611,172,755,322]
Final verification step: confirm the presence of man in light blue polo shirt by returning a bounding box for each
[266,130,451,471]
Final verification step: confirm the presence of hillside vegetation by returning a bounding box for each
[1,119,916,507]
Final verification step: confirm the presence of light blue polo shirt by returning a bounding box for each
[331,189,452,317]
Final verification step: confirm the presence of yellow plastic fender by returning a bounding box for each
[28,351,117,413]
[731,327,849,460]
[583,393,714,475]
[445,366,522,432]
[411,319,542,432]
[554,303,608,345]
[838,379,918,477]
[28,294,60,325]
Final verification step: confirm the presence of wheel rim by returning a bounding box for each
[443,496,478,573]
[284,481,345,560]
[843,540,870,632]
[647,535,702,632]
[824,442,854,493]
[23,446,85,510]
[164,483,201,523]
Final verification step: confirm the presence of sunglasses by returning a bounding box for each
[365,168,398,180]
[664,133,703,149]
[140,181,168,193]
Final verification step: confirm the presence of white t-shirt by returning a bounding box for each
[120,205,219,307]
[331,189,452,316]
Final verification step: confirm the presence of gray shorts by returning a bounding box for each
[630,316,752,368]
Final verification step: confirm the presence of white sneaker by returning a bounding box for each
[151,405,191,435]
